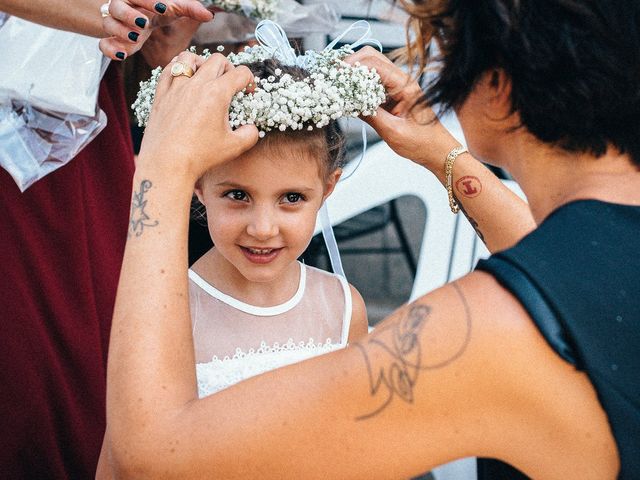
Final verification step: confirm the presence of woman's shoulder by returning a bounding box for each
[441,272,620,478]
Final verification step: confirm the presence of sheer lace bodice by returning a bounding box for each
[189,263,352,397]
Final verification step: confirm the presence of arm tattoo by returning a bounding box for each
[458,202,485,242]
[354,282,472,420]
[128,179,159,238]
[454,175,485,242]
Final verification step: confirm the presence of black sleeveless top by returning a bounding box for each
[475,200,640,479]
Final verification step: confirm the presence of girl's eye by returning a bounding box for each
[283,192,303,204]
[224,190,248,201]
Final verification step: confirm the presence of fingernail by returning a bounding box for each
[128,31,139,41]
[115,52,126,60]
[135,17,147,28]
[154,2,167,13]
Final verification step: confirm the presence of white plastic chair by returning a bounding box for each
[315,140,459,301]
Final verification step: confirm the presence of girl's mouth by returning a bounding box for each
[240,246,283,264]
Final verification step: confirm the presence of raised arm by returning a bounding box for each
[0,0,109,36]
[105,52,615,480]
[346,48,536,253]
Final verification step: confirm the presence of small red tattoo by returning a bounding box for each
[455,176,482,198]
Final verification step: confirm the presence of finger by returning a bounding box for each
[346,50,417,100]
[153,55,179,101]
[168,0,215,22]
[345,46,393,67]
[108,0,152,31]
[361,107,403,141]
[99,37,136,60]
[167,51,200,84]
[216,65,255,99]
[230,124,260,156]
[102,15,145,44]
[196,53,233,81]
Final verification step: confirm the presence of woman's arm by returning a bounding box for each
[0,0,106,37]
[346,48,536,253]
[347,284,368,342]
[106,53,615,480]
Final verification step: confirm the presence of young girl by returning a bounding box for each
[188,60,369,397]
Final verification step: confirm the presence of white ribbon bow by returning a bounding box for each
[254,19,383,69]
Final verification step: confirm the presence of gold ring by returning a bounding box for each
[170,61,195,78]
[100,1,111,18]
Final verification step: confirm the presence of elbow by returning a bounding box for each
[107,440,155,480]
[106,426,174,480]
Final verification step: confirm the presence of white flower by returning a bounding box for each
[200,0,277,21]
[133,44,386,136]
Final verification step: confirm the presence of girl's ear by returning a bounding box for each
[322,168,342,202]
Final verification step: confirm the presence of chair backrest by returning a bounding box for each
[316,140,458,300]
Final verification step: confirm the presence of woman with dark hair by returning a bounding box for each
[101,0,638,478]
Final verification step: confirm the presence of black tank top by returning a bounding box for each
[475,200,640,479]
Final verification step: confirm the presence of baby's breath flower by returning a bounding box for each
[132,43,386,136]
[200,0,277,21]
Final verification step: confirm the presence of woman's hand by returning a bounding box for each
[99,0,214,60]
[137,51,259,181]
[345,47,460,173]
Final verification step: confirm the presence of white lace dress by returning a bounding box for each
[189,262,352,397]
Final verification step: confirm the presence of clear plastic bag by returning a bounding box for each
[0,15,109,191]
[195,0,339,43]
[0,101,107,191]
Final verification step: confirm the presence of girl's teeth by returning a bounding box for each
[248,248,273,254]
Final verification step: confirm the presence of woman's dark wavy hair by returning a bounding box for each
[399,0,640,166]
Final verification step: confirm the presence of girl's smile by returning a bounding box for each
[239,246,284,264]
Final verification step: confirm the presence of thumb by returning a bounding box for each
[172,0,214,22]
[363,108,404,143]
[232,124,260,153]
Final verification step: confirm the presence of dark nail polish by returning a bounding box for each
[154,2,166,13]
[128,31,139,42]
[115,52,125,60]
[134,17,147,28]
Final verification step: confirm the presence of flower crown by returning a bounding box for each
[132,21,386,137]
[202,0,277,21]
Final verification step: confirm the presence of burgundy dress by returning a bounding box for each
[0,65,134,479]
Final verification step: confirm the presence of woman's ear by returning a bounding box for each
[322,168,342,202]
[485,68,513,118]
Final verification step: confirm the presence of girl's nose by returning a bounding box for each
[246,208,279,240]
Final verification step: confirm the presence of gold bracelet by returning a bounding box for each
[444,145,468,214]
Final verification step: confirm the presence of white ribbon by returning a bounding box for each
[255,19,383,69]
[254,20,298,66]
[324,19,383,53]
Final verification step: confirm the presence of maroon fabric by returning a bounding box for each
[0,64,134,479]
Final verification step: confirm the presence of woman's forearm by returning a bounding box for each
[407,120,536,252]
[418,142,536,252]
[107,166,198,473]
[0,0,106,37]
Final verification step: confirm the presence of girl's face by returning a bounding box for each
[195,144,340,284]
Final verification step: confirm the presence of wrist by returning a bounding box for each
[414,134,462,182]
[134,153,197,192]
